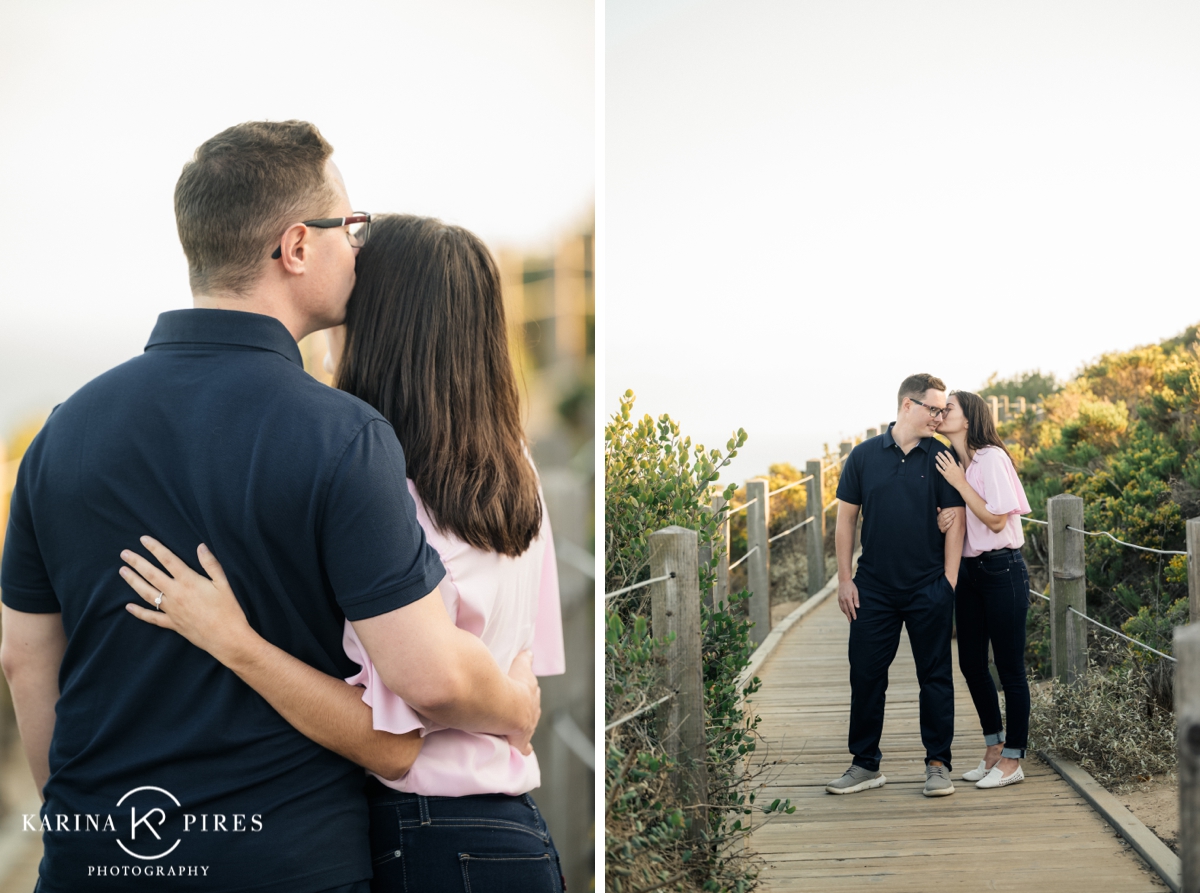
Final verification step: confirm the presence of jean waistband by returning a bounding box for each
[965,547,1022,560]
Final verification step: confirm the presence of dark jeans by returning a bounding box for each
[848,575,955,772]
[957,548,1031,759]
[365,778,564,893]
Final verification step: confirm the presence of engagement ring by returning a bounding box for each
[154,591,164,610]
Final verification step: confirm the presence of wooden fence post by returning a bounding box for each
[839,441,853,461]
[806,459,826,598]
[987,396,999,425]
[711,495,729,610]
[1048,494,1087,684]
[745,478,771,646]
[1189,517,1200,624]
[1014,396,1027,416]
[649,526,707,822]
[865,427,878,439]
[1175,622,1200,892]
[999,395,1011,422]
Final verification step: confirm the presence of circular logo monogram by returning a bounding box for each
[115,786,182,860]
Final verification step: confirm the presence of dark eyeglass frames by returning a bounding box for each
[271,213,371,260]
[909,398,950,420]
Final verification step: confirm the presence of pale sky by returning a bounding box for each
[0,0,594,436]
[606,0,1200,484]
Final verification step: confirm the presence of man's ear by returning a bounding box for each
[276,223,309,274]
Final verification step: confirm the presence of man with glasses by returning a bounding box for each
[825,373,966,798]
[1,121,540,892]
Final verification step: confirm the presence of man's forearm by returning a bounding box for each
[1,608,66,799]
[351,590,535,741]
[408,625,530,735]
[8,669,57,798]
[835,505,857,581]
[222,635,421,780]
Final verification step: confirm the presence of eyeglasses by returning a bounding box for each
[271,213,371,259]
[909,398,950,420]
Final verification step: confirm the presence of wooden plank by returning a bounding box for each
[748,592,1172,892]
[1039,752,1180,891]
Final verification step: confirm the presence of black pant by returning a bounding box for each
[848,575,955,772]
[365,778,564,893]
[956,549,1031,758]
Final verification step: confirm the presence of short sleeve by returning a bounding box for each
[343,620,444,736]
[835,448,862,505]
[977,448,1031,516]
[1,451,61,614]
[531,511,565,677]
[933,446,966,509]
[320,420,446,621]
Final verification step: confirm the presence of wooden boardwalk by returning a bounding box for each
[749,590,1170,892]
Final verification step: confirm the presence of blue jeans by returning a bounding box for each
[848,575,956,772]
[956,548,1031,759]
[365,778,564,893]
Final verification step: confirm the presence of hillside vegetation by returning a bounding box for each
[998,323,1199,671]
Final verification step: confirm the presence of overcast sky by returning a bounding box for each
[606,0,1200,484]
[0,0,593,437]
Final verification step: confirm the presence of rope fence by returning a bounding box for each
[767,475,813,498]
[822,454,846,473]
[604,572,675,600]
[1066,526,1187,557]
[604,693,675,733]
[1067,606,1178,663]
[1017,501,1196,669]
[1028,588,1175,662]
[768,516,814,544]
[727,497,758,516]
[728,545,758,571]
[1022,514,1183,555]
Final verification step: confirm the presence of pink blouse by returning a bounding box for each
[342,477,566,796]
[961,446,1031,558]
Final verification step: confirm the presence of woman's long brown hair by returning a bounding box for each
[336,214,542,556]
[950,390,1015,466]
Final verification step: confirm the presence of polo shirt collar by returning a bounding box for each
[146,309,304,368]
[881,423,931,453]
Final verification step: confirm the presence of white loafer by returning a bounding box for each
[976,765,1024,789]
[961,760,989,782]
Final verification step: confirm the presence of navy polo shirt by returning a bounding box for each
[1,309,445,892]
[835,424,965,595]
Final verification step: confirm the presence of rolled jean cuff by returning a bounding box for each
[1001,746,1025,759]
[984,731,1005,746]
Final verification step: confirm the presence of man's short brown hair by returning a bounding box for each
[897,373,947,409]
[175,120,335,295]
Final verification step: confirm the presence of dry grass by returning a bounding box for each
[1028,646,1176,790]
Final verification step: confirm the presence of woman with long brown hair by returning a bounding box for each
[934,390,1032,790]
[119,215,566,890]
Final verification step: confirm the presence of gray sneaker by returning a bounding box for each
[923,763,955,797]
[825,765,886,795]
